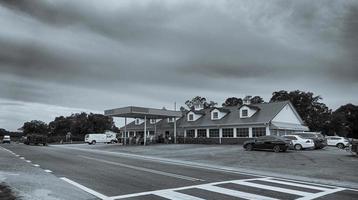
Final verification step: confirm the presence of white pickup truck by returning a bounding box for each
[85,131,118,145]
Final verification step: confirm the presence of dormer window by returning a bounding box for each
[242,109,248,117]
[150,119,156,124]
[135,118,141,125]
[168,117,175,123]
[212,112,219,119]
[188,114,194,121]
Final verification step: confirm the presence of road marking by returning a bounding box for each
[296,188,346,200]
[196,184,279,200]
[25,160,31,163]
[262,178,332,191]
[44,169,52,173]
[33,164,40,167]
[109,177,346,200]
[232,180,312,196]
[78,155,204,182]
[19,157,25,159]
[60,177,110,200]
[109,178,265,199]
[154,190,205,200]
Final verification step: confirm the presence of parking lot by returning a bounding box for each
[0,143,357,200]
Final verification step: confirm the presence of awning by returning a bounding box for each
[270,122,309,131]
[104,106,182,119]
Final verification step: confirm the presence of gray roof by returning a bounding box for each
[180,101,291,128]
[120,101,304,130]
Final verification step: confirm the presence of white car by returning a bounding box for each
[283,135,315,150]
[325,136,350,149]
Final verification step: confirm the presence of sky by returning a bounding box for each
[0,0,357,131]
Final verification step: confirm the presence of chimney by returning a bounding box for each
[243,95,252,105]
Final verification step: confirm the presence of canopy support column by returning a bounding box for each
[144,115,147,146]
[124,117,127,145]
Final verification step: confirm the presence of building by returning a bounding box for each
[118,101,309,144]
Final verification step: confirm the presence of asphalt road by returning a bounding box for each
[1,143,357,200]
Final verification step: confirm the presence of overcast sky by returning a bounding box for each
[1,0,357,131]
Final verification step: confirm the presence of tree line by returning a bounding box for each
[5,89,357,140]
[20,113,119,142]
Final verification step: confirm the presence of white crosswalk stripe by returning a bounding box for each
[154,190,205,200]
[110,177,346,200]
[196,184,279,200]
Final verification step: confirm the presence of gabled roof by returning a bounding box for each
[238,104,261,110]
[180,101,291,128]
[210,107,231,113]
[187,110,206,115]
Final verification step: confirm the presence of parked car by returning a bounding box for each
[85,132,118,145]
[243,136,290,153]
[24,134,47,146]
[293,132,327,149]
[325,136,350,149]
[282,135,314,150]
[2,135,11,144]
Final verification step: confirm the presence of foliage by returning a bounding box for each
[22,120,49,136]
[330,104,358,138]
[48,112,117,140]
[185,96,217,109]
[250,96,265,104]
[270,90,331,133]
[222,97,243,107]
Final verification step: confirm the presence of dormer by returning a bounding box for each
[210,108,230,120]
[187,110,205,121]
[239,105,259,118]
[135,118,144,125]
[150,119,158,124]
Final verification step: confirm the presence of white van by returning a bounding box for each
[85,132,118,145]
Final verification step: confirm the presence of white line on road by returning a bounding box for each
[109,178,267,199]
[196,184,279,200]
[78,155,205,182]
[19,157,25,159]
[25,160,31,163]
[154,190,205,200]
[296,188,346,200]
[60,177,110,200]
[33,164,40,167]
[232,180,312,196]
[44,169,53,173]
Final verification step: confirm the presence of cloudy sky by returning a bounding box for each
[0,0,357,131]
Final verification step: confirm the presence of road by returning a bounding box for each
[1,143,357,200]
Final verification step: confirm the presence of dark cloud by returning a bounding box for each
[0,0,358,130]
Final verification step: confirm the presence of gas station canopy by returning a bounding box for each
[104,106,182,119]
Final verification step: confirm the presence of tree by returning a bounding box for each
[48,112,117,140]
[222,97,243,107]
[270,90,331,133]
[22,120,49,136]
[330,104,358,138]
[250,96,265,104]
[185,96,217,109]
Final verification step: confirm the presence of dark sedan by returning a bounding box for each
[243,136,290,153]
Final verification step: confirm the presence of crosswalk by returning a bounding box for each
[109,177,346,200]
